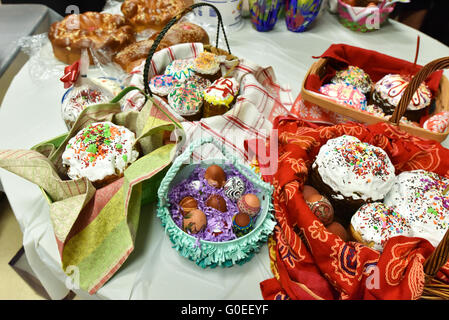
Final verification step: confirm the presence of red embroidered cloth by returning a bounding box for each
[249,116,449,300]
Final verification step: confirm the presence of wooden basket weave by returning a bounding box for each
[301,57,449,142]
[142,2,239,120]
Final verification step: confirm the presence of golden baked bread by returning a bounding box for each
[121,0,185,33]
[48,12,135,65]
[114,22,210,73]
[156,21,210,48]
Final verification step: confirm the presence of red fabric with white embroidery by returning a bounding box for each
[252,116,449,300]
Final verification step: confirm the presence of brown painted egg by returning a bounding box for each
[326,221,349,241]
[237,193,261,218]
[206,194,228,212]
[204,165,227,188]
[303,185,320,201]
[179,196,198,216]
[183,209,207,234]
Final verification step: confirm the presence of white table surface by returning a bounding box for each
[1,9,449,300]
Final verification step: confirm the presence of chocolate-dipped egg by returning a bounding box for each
[206,194,228,212]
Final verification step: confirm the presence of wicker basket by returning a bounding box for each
[156,137,276,268]
[142,2,240,121]
[301,56,449,142]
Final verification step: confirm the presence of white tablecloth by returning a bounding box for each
[1,9,449,300]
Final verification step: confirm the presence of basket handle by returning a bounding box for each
[424,227,449,280]
[143,2,232,97]
[157,137,274,205]
[389,57,449,125]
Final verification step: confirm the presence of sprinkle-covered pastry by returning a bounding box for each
[62,122,139,185]
[383,170,449,247]
[164,59,195,82]
[204,77,240,108]
[61,87,110,128]
[185,74,211,92]
[167,81,203,117]
[192,52,221,75]
[312,135,395,202]
[319,82,367,111]
[350,202,411,251]
[423,111,449,133]
[331,66,373,95]
[149,74,178,96]
[372,74,432,114]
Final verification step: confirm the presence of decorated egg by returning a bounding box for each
[183,209,207,234]
[303,185,320,200]
[237,193,261,218]
[223,176,245,201]
[232,212,253,238]
[326,221,349,241]
[204,165,227,188]
[179,196,198,216]
[206,194,228,212]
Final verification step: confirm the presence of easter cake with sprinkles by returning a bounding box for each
[310,135,396,224]
[350,202,412,251]
[383,170,449,248]
[62,121,139,187]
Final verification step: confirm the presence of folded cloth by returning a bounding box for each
[248,116,449,300]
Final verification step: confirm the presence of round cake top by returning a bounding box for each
[192,52,221,75]
[149,74,178,96]
[48,12,135,50]
[165,59,195,82]
[383,170,449,247]
[331,66,373,94]
[313,135,396,201]
[62,122,139,182]
[423,111,449,133]
[319,82,367,111]
[61,86,110,124]
[374,74,432,111]
[351,202,411,251]
[204,77,240,107]
[167,81,203,116]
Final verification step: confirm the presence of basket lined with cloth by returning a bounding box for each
[298,43,449,142]
[247,116,449,300]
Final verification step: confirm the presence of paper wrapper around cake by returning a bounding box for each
[308,166,369,226]
[0,94,182,295]
[349,224,374,248]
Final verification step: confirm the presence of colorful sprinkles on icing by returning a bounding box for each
[62,122,139,182]
[332,66,372,94]
[384,170,449,247]
[167,81,203,116]
[149,74,178,96]
[192,52,220,75]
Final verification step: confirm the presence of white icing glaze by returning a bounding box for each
[351,202,412,252]
[383,170,449,247]
[374,74,432,111]
[62,122,139,183]
[312,135,396,201]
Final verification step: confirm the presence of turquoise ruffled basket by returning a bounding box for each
[157,137,276,268]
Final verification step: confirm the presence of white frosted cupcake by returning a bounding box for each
[62,122,139,187]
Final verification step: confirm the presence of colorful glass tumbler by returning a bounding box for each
[249,0,284,32]
[285,0,323,32]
